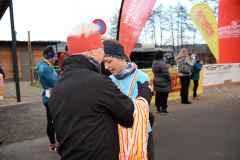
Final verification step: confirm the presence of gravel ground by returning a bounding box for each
[0,102,47,146]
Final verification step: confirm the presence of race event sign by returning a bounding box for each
[189,3,219,62]
[218,0,240,63]
[203,63,240,87]
[119,0,156,56]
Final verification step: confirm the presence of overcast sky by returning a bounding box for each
[0,0,197,42]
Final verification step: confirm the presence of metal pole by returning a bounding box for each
[116,0,124,40]
[28,31,33,84]
[9,0,21,102]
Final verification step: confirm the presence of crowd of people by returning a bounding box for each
[37,22,203,159]
[152,48,203,113]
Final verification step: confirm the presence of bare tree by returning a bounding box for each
[174,3,181,53]
[108,9,119,39]
[179,5,189,48]
[146,11,157,46]
[155,3,165,48]
[165,5,176,52]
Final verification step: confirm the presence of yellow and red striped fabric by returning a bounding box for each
[118,97,149,160]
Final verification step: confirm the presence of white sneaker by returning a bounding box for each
[193,96,200,100]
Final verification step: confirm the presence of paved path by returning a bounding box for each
[0,81,42,107]
[0,83,240,160]
[153,92,240,160]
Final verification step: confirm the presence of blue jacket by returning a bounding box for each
[109,64,152,132]
[37,61,58,104]
[192,61,202,80]
[0,66,5,79]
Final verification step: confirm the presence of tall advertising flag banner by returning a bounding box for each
[189,3,219,62]
[119,0,157,56]
[218,0,240,64]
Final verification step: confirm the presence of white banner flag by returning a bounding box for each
[203,63,240,87]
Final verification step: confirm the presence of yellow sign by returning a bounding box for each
[143,69,203,103]
[189,3,219,62]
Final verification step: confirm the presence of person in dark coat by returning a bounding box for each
[152,50,173,115]
[48,22,152,160]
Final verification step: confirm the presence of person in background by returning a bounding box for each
[59,46,69,73]
[48,23,152,160]
[0,65,4,145]
[191,54,204,100]
[37,46,59,152]
[0,65,5,79]
[152,50,173,114]
[34,69,39,83]
[176,48,196,104]
[103,39,153,160]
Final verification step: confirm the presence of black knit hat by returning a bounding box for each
[65,46,68,51]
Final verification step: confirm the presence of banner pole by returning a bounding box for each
[116,0,124,40]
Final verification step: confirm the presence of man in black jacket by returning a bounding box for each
[49,22,152,160]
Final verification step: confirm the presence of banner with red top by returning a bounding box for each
[218,0,240,63]
[118,0,156,56]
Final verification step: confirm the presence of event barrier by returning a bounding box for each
[143,63,240,103]
[142,69,204,103]
[203,63,240,93]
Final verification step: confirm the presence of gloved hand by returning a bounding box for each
[137,81,153,105]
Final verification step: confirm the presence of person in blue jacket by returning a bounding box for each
[0,65,4,145]
[191,54,204,100]
[0,66,5,79]
[103,39,154,160]
[37,46,59,152]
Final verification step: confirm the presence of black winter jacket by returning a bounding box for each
[152,59,173,93]
[49,55,134,160]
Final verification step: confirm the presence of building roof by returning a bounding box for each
[0,40,61,45]
[0,0,8,20]
[132,48,173,53]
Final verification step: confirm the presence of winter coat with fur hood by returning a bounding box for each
[175,54,194,76]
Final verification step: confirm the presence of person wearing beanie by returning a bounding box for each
[48,23,153,160]
[191,54,204,100]
[59,46,69,73]
[37,46,59,152]
[152,50,173,114]
[103,39,154,160]
[176,48,196,104]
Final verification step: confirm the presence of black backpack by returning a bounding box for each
[61,53,70,71]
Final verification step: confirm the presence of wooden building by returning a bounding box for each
[0,41,60,80]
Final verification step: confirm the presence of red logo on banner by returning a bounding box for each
[119,0,157,56]
[93,19,107,35]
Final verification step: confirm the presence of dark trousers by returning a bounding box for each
[44,103,56,144]
[147,131,154,160]
[155,92,169,110]
[180,76,191,102]
[193,80,199,97]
